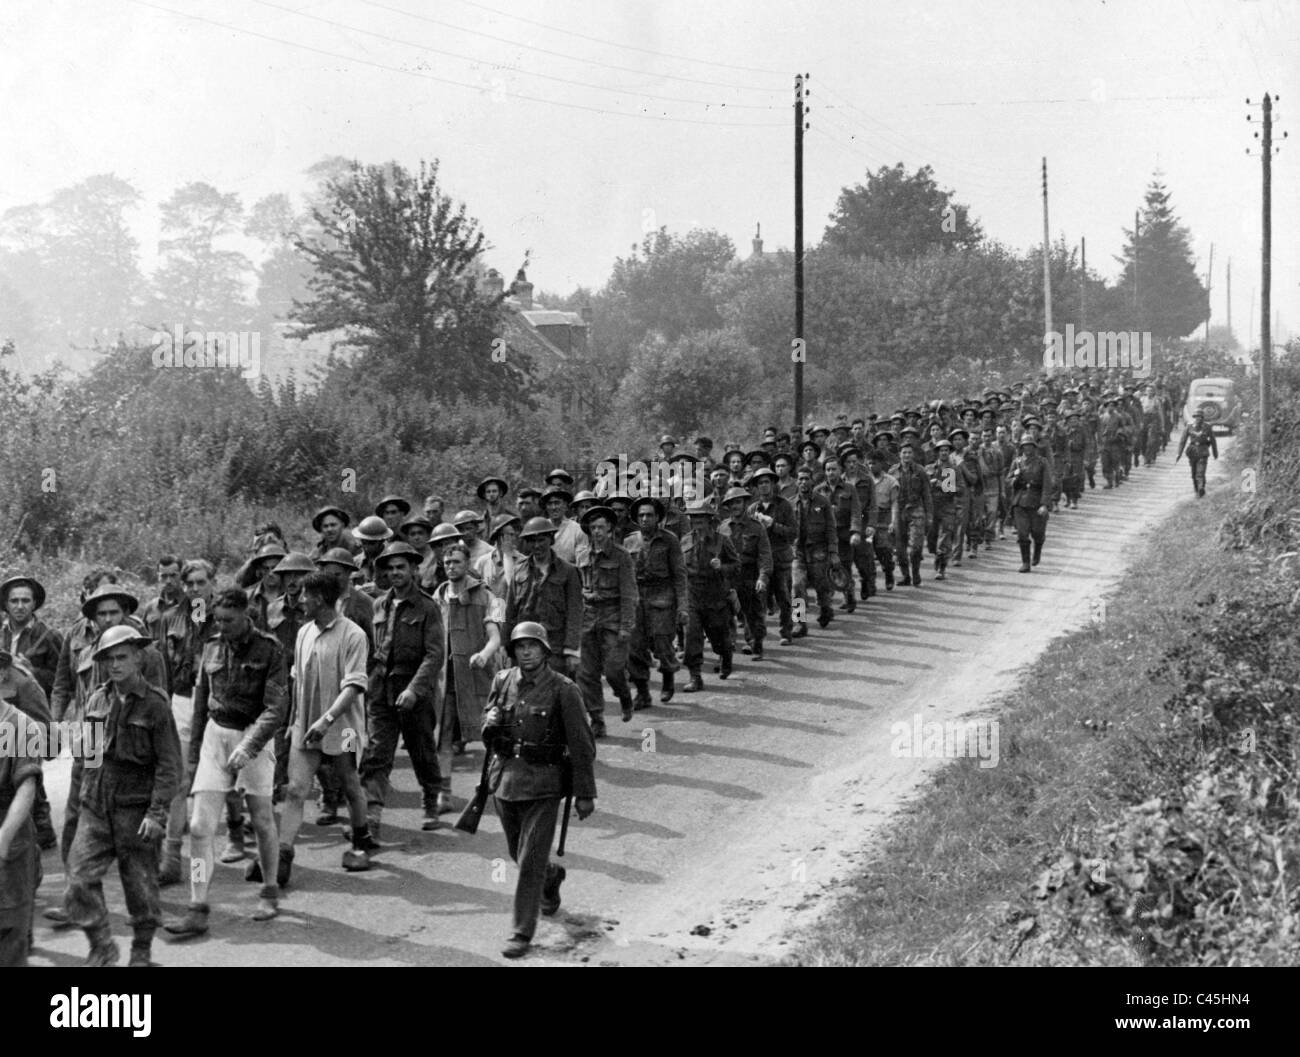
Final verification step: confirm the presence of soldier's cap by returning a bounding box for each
[0,575,46,611]
[685,501,713,517]
[694,435,714,448]
[316,547,359,571]
[1021,416,1041,429]
[425,522,460,545]
[374,541,422,568]
[873,429,896,441]
[516,486,543,501]
[353,515,394,543]
[668,452,698,464]
[658,435,677,447]
[311,505,351,532]
[1018,435,1040,447]
[905,408,924,419]
[709,464,731,479]
[829,563,851,592]
[475,476,509,500]
[836,441,861,460]
[91,624,152,659]
[898,426,921,439]
[744,449,774,467]
[630,496,666,520]
[400,514,435,534]
[80,584,140,620]
[579,504,618,530]
[452,509,484,527]
[761,427,778,441]
[889,411,906,423]
[934,437,953,450]
[747,466,778,484]
[572,489,597,505]
[608,490,633,505]
[798,439,821,457]
[947,428,969,443]
[374,494,411,517]
[805,423,829,438]
[519,516,559,540]
[509,620,552,654]
[722,486,752,505]
[723,442,743,454]
[272,551,317,576]
[487,513,522,542]
[545,467,574,486]
[541,485,573,507]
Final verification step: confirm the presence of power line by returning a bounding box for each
[448,0,789,77]
[354,0,786,94]
[124,0,786,128]
[251,0,781,111]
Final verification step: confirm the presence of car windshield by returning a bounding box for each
[1191,382,1231,401]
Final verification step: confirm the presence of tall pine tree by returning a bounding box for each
[1115,175,1208,340]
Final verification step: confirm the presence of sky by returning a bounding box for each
[1,0,1296,343]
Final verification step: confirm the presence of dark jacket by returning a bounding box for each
[792,490,837,561]
[1007,452,1054,509]
[815,480,863,540]
[482,664,596,801]
[1,617,63,699]
[189,626,288,772]
[748,494,797,565]
[682,528,740,608]
[578,537,638,636]
[720,513,773,576]
[369,586,445,707]
[624,528,689,624]
[506,553,583,659]
[81,675,181,827]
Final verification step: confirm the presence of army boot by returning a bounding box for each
[158,838,183,887]
[842,581,856,613]
[884,562,895,590]
[660,670,676,703]
[683,671,704,693]
[632,679,652,712]
[898,559,911,587]
[164,903,210,938]
[128,932,154,967]
[1032,538,1043,567]
[910,552,922,587]
[84,924,120,967]
[719,651,733,679]
[1018,541,1032,573]
[935,556,947,581]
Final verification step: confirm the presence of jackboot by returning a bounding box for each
[935,556,946,581]
[683,672,704,693]
[1032,538,1043,567]
[910,552,922,587]
[884,564,895,590]
[164,903,210,938]
[719,652,733,679]
[617,691,634,724]
[1018,540,1032,573]
[660,670,676,703]
[632,679,652,712]
[842,582,856,613]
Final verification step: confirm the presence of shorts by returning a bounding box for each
[171,692,195,747]
[191,721,276,797]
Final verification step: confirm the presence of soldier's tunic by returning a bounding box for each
[1098,409,1126,487]
[792,490,836,622]
[925,458,958,565]
[482,664,596,941]
[893,463,933,576]
[1,617,63,699]
[506,552,584,674]
[720,511,773,652]
[867,470,899,581]
[1007,450,1054,545]
[64,675,181,943]
[624,528,688,684]
[431,579,503,763]
[681,526,739,676]
[816,479,866,603]
[576,537,637,719]
[0,698,42,966]
[1177,421,1219,494]
[748,494,797,639]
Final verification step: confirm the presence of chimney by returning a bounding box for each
[482,268,504,300]
[580,304,593,325]
[511,268,533,310]
[751,222,763,258]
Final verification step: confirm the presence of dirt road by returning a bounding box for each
[29,447,1227,967]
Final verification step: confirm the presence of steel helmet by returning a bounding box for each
[354,515,394,542]
[509,621,552,653]
[518,516,559,540]
[273,552,317,575]
[92,624,152,659]
[429,522,463,545]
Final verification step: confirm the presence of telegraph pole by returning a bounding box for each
[794,73,806,430]
[1080,236,1087,331]
[1260,93,1272,462]
[1041,158,1052,350]
[1203,243,1214,344]
[1133,210,1140,319]
[1226,258,1232,339]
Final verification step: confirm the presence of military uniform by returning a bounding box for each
[748,489,797,641]
[576,536,637,726]
[1007,443,1054,569]
[0,697,41,966]
[482,663,596,946]
[360,586,445,827]
[624,525,688,701]
[506,552,584,675]
[65,673,181,964]
[792,489,837,629]
[681,521,739,684]
[893,461,933,586]
[925,451,958,577]
[1,616,63,699]
[1177,420,1219,496]
[816,478,865,609]
[720,507,773,656]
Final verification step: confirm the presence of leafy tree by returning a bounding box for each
[824,163,982,259]
[607,227,735,342]
[288,160,527,405]
[150,182,253,329]
[1114,176,1208,340]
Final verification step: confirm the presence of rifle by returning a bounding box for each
[454,746,494,834]
[556,756,574,857]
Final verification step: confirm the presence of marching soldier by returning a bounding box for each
[747,467,797,645]
[976,428,1005,547]
[815,457,865,612]
[624,497,688,706]
[1098,396,1126,489]
[1175,408,1219,497]
[792,466,838,632]
[925,437,958,580]
[865,451,900,589]
[65,625,181,967]
[0,683,41,965]
[309,506,360,559]
[506,517,584,679]
[893,441,932,587]
[374,495,411,537]
[681,501,739,690]
[481,622,596,959]
[1007,434,1054,572]
[353,516,395,595]
[718,486,772,659]
[1061,409,1086,509]
[840,448,877,600]
[575,505,637,735]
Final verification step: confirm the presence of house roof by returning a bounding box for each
[520,309,587,328]
[501,311,568,367]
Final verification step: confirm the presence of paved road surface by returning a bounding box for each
[28,448,1227,967]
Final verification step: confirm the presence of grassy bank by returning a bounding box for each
[790,438,1300,966]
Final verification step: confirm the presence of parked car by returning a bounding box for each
[1183,376,1242,434]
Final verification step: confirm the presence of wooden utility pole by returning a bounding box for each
[1041,158,1053,351]
[1133,210,1140,318]
[1080,236,1087,331]
[1226,258,1232,339]
[1260,93,1273,464]
[1203,243,1214,344]
[794,73,806,430]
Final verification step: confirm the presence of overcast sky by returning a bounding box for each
[2,0,1295,341]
